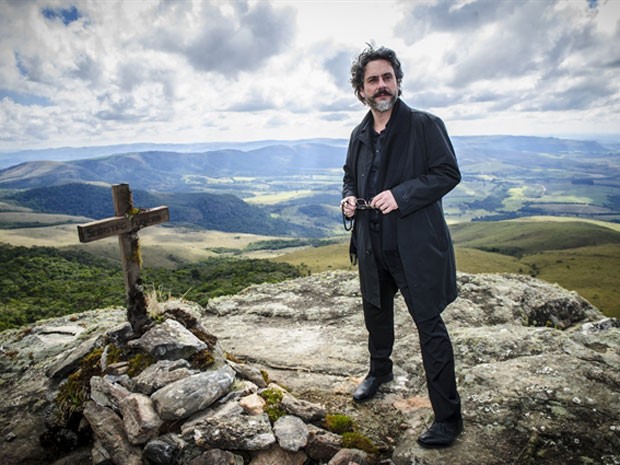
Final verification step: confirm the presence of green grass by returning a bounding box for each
[455,247,525,274]
[449,220,620,257]
[0,244,301,331]
[524,244,620,318]
[273,219,620,318]
[1,217,618,327]
[272,241,356,274]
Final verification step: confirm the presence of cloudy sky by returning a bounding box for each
[0,0,619,151]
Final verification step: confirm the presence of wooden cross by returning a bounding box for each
[77,184,169,335]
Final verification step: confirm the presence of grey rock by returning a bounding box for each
[328,448,372,465]
[143,434,184,465]
[249,445,308,465]
[90,375,131,411]
[228,360,268,387]
[180,400,245,439]
[46,335,102,378]
[161,300,226,361]
[189,448,244,465]
[128,318,206,360]
[119,393,163,445]
[189,412,276,451]
[273,415,309,452]
[110,373,135,391]
[2,271,619,465]
[133,359,196,395]
[452,273,601,328]
[152,365,235,420]
[218,379,259,405]
[281,391,326,422]
[105,322,134,345]
[82,400,142,465]
[91,439,111,465]
[305,424,342,463]
[104,361,130,376]
[581,316,620,333]
[204,271,620,465]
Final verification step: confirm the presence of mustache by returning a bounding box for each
[372,89,394,98]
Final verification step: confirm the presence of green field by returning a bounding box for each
[273,219,620,318]
[1,216,618,324]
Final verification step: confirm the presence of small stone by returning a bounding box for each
[273,415,309,452]
[119,393,163,445]
[239,393,266,415]
[327,448,371,465]
[143,434,183,465]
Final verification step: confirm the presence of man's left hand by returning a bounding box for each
[371,190,399,214]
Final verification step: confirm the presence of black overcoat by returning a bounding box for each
[343,99,461,321]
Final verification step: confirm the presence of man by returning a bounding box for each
[341,45,463,448]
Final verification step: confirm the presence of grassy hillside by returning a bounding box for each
[0,243,301,331]
[273,219,620,318]
[1,217,617,327]
[449,220,620,256]
[4,183,317,236]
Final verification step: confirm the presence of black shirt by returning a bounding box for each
[368,125,388,199]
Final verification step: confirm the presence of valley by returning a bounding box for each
[1,136,619,233]
[0,214,618,321]
[1,135,619,326]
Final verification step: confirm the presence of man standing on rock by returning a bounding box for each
[341,45,463,448]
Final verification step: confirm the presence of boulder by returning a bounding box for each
[128,318,206,360]
[151,365,235,420]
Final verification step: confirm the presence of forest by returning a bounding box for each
[0,243,301,331]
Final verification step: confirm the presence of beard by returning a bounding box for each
[366,89,397,113]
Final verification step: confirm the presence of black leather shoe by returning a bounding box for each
[417,418,463,448]
[352,373,393,402]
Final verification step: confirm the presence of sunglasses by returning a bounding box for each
[341,198,378,230]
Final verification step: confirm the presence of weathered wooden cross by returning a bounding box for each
[77,183,169,334]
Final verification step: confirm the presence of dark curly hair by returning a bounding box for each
[350,45,404,104]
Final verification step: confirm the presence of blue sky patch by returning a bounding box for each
[42,5,81,25]
[14,52,28,77]
[0,89,53,107]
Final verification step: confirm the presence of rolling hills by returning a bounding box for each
[0,215,618,326]
[4,183,317,236]
[1,135,619,324]
[1,135,619,230]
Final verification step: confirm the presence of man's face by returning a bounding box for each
[360,59,399,113]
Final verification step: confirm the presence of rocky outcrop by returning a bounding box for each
[0,271,619,465]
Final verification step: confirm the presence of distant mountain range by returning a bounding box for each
[0,136,616,191]
[0,139,349,170]
[1,135,619,233]
[0,143,347,191]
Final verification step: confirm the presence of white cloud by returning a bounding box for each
[0,0,618,151]
[395,0,620,135]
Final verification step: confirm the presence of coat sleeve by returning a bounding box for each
[390,113,461,217]
[342,132,358,199]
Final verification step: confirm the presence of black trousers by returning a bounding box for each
[362,225,461,423]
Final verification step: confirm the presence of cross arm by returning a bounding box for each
[77,206,169,243]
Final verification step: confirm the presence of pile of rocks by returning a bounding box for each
[44,303,386,465]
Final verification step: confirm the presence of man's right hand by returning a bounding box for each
[341,196,357,218]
